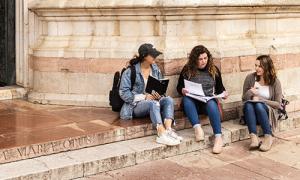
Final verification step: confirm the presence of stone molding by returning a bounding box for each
[28,0,300,10]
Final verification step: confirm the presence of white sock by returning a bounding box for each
[215,134,222,137]
[193,124,201,128]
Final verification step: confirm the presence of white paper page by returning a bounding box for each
[186,93,208,103]
[184,79,205,96]
[186,91,226,103]
[214,91,226,98]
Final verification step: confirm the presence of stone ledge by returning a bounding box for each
[0,86,27,100]
[1,117,300,179]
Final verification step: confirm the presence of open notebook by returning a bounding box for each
[145,75,169,95]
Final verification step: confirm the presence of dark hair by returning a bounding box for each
[256,55,277,85]
[129,55,143,66]
[183,45,218,79]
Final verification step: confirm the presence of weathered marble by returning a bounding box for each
[12,0,299,107]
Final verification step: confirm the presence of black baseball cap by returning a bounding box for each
[138,43,162,58]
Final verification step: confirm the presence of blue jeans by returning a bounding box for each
[133,96,174,126]
[182,96,222,135]
[244,102,271,135]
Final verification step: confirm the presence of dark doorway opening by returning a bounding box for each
[0,0,16,87]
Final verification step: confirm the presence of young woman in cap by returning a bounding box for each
[119,43,182,146]
[242,55,282,151]
[176,45,228,154]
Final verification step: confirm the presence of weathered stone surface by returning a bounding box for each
[74,127,300,180]
[0,158,48,180]
[279,118,294,132]
[239,55,256,72]
[22,0,300,107]
[36,153,84,180]
[222,120,249,142]
[234,156,300,179]
[0,128,125,164]
[67,143,137,176]
[220,57,240,74]
[2,125,300,179]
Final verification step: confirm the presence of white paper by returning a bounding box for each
[184,80,226,103]
[184,79,205,96]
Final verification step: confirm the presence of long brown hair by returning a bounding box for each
[182,45,218,79]
[256,55,277,85]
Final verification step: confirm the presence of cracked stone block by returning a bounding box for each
[239,127,250,140]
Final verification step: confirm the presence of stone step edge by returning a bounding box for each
[0,110,227,164]
[1,115,300,180]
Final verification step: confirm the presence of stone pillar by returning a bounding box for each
[25,0,300,107]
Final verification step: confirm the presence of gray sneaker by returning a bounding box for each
[156,132,180,146]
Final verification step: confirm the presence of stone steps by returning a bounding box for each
[0,93,299,164]
[0,109,232,164]
[1,111,299,180]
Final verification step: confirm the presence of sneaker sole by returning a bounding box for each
[156,139,180,146]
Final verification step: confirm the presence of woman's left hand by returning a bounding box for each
[151,91,161,100]
[222,91,229,100]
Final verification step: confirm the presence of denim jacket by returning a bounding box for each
[119,62,163,120]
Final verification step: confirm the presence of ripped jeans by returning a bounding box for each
[133,96,174,127]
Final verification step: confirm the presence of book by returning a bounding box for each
[184,79,225,103]
[145,75,169,95]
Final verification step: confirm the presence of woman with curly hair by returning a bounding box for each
[242,55,282,151]
[176,45,228,154]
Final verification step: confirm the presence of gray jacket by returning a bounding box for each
[119,62,163,120]
[242,72,283,131]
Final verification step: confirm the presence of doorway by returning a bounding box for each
[0,0,16,87]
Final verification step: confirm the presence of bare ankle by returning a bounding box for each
[164,119,173,130]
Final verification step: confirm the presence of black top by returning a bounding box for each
[176,66,226,96]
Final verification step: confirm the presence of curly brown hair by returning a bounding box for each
[256,55,277,85]
[183,45,218,79]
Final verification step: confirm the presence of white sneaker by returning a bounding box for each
[156,132,180,146]
[167,129,183,141]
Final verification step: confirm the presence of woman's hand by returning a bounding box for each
[145,93,155,100]
[222,91,229,100]
[151,91,161,100]
[250,87,258,95]
[182,88,189,96]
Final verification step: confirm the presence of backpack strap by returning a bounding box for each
[129,65,136,90]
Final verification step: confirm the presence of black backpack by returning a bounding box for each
[109,66,136,112]
[278,97,289,120]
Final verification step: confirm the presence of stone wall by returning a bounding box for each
[26,0,300,108]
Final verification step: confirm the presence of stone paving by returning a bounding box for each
[82,128,300,180]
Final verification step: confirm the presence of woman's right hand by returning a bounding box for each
[182,88,189,96]
[145,93,155,100]
[250,87,258,95]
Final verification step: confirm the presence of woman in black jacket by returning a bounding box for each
[177,45,228,154]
